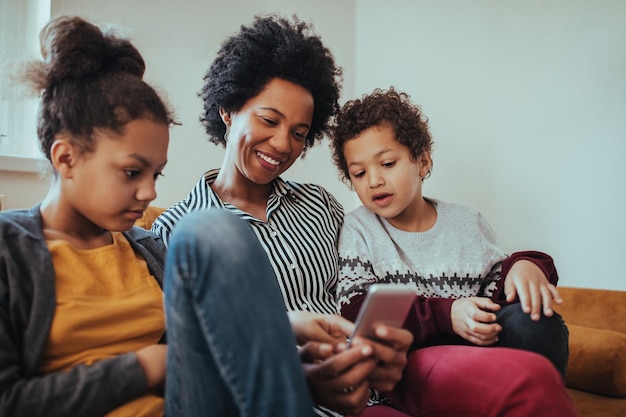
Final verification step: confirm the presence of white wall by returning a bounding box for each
[355,0,626,290]
[3,0,624,291]
[0,0,356,210]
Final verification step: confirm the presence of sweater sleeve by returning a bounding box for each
[341,293,456,346]
[491,251,559,304]
[0,345,149,417]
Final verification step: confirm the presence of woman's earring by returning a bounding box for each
[224,126,230,142]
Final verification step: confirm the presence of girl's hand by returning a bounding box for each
[504,260,563,320]
[135,344,167,388]
[451,297,501,345]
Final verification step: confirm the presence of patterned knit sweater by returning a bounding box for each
[337,198,558,345]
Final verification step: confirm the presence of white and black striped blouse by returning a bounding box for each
[152,170,365,416]
[152,169,344,315]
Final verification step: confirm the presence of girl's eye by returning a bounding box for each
[383,161,396,168]
[351,170,365,178]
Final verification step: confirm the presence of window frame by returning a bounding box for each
[0,0,50,173]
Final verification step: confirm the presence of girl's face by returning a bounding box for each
[63,117,169,232]
[344,124,431,228]
[221,77,314,187]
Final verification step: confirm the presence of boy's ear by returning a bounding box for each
[419,151,432,178]
[49,136,77,178]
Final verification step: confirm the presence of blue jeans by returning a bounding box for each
[495,303,569,377]
[163,209,315,417]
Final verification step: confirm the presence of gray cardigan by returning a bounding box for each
[0,205,166,417]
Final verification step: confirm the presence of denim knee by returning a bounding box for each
[170,209,248,247]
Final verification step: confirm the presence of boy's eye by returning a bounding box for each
[382,161,396,168]
[351,170,365,178]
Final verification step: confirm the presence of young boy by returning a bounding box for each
[330,87,569,377]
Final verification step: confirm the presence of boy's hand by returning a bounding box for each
[504,260,563,320]
[451,297,501,345]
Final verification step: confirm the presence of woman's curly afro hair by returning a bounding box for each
[199,14,342,153]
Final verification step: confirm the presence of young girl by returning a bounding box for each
[330,87,575,416]
[0,15,174,417]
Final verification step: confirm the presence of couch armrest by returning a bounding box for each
[135,206,166,230]
[566,324,626,397]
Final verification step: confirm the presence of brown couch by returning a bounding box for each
[556,287,626,416]
[136,208,625,416]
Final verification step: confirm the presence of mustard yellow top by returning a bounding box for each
[41,232,165,417]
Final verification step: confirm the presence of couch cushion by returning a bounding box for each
[557,287,626,334]
[567,388,626,417]
[566,324,626,397]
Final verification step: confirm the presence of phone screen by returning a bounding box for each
[349,284,416,344]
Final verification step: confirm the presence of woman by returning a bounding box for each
[153,14,411,416]
[153,13,578,417]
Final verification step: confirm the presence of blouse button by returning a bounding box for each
[270,231,278,237]
[290,263,297,270]
[301,302,309,310]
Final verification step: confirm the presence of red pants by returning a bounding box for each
[358,345,578,417]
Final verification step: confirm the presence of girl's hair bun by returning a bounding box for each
[19,15,174,163]
[38,16,145,87]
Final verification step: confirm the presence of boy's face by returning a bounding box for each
[344,124,431,228]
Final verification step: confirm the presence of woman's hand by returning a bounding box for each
[354,324,413,392]
[299,341,375,416]
[287,310,354,345]
[451,297,501,345]
[504,260,563,320]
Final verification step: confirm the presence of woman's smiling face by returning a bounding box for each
[221,77,314,186]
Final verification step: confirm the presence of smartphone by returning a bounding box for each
[348,284,416,345]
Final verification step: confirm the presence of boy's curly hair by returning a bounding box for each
[199,14,343,154]
[330,87,434,184]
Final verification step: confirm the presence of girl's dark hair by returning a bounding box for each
[330,87,434,184]
[21,15,175,162]
[199,14,342,154]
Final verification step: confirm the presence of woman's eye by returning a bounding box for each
[261,117,277,126]
[125,169,140,178]
[154,171,164,180]
[293,130,307,140]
